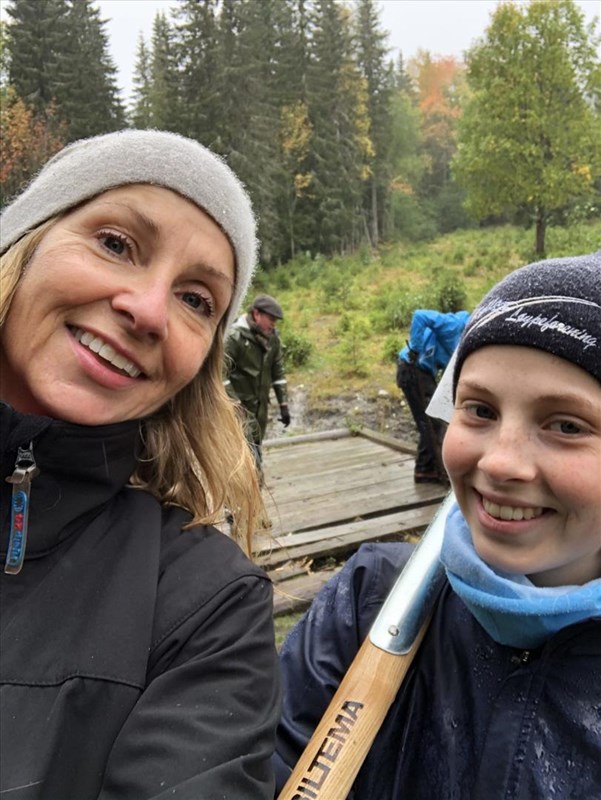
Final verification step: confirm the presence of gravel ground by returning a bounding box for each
[265,384,419,444]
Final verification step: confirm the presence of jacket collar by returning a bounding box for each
[1,403,139,561]
[232,314,251,332]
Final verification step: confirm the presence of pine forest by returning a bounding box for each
[1,0,600,267]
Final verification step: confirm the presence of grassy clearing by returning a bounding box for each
[252,220,601,410]
[274,612,304,650]
[264,220,600,638]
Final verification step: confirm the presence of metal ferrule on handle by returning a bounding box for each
[369,492,455,654]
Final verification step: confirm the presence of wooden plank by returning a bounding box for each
[255,430,447,609]
[257,500,440,554]
[262,480,445,537]
[264,484,430,532]
[266,431,374,453]
[267,465,421,505]
[264,447,413,492]
[357,427,417,456]
[264,429,350,448]
[258,502,440,568]
[259,501,439,553]
[266,560,315,583]
[266,432,385,459]
[266,464,405,494]
[265,459,408,495]
[264,459,413,504]
[267,458,407,488]
[264,440,391,475]
[272,567,342,615]
[265,443,408,474]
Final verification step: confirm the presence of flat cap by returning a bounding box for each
[252,294,283,319]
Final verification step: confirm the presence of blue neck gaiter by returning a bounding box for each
[440,504,601,649]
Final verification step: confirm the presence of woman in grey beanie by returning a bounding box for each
[0,131,279,799]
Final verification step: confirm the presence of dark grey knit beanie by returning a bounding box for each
[453,251,601,395]
[0,129,257,329]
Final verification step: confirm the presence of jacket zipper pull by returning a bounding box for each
[4,442,40,575]
[510,649,532,665]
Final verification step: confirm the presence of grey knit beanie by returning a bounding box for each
[0,129,257,329]
[453,251,601,395]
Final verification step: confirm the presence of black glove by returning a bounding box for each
[406,342,419,364]
[279,404,291,427]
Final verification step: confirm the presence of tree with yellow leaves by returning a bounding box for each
[0,88,65,207]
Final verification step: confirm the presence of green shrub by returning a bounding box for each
[382,332,404,363]
[338,315,371,376]
[272,271,291,292]
[451,246,466,264]
[358,242,373,265]
[464,256,482,276]
[337,312,352,334]
[281,330,313,368]
[371,289,432,331]
[318,260,367,312]
[249,269,271,294]
[432,270,468,312]
[291,253,327,289]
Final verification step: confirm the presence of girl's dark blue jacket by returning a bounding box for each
[275,543,601,799]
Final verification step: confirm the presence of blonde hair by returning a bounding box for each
[0,218,57,325]
[0,222,265,555]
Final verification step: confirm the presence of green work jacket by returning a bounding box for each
[224,315,288,443]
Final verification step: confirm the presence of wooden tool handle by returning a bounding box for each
[277,616,430,800]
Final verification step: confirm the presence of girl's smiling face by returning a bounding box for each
[0,184,235,425]
[443,346,601,587]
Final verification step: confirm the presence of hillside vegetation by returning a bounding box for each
[251,220,601,424]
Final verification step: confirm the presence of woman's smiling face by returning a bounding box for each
[443,346,601,587]
[0,184,235,425]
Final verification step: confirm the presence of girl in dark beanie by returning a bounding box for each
[275,251,601,799]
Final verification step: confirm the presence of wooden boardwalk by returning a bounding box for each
[255,428,447,615]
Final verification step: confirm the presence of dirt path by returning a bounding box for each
[266,384,419,444]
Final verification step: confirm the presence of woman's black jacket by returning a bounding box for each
[0,403,280,799]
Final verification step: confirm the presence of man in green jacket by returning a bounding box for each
[224,294,290,468]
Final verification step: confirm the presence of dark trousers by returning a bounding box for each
[247,423,264,484]
[396,360,445,475]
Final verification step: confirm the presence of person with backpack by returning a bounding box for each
[396,308,470,484]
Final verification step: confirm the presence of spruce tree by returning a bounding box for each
[173,0,222,145]
[307,0,373,253]
[6,0,124,141]
[227,0,286,263]
[60,0,125,139]
[272,0,314,260]
[147,12,180,130]
[354,0,392,247]
[1,21,9,100]
[131,34,153,129]
[5,0,70,116]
